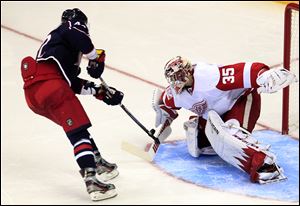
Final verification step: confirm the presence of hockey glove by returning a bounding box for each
[80,80,100,95]
[95,86,124,106]
[152,88,178,142]
[152,88,178,127]
[87,49,106,79]
[256,67,298,94]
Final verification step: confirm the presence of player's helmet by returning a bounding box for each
[61,8,88,25]
[164,56,192,94]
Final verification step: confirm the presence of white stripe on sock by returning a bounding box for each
[74,139,91,147]
[75,151,95,160]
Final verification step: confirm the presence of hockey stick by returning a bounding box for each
[121,141,157,162]
[99,77,160,159]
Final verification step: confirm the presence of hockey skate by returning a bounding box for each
[80,168,117,201]
[255,154,287,184]
[95,156,119,181]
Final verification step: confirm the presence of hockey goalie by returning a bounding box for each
[152,56,298,184]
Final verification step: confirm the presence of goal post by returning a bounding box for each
[282,3,299,135]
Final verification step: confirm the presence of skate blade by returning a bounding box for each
[258,175,287,184]
[98,170,119,182]
[90,189,117,201]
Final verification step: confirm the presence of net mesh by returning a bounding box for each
[288,8,299,136]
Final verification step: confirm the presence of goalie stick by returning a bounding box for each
[99,77,160,160]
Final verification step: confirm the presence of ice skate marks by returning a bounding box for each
[153,130,299,202]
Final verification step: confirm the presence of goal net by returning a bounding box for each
[282,3,299,137]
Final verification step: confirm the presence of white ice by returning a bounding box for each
[1,1,299,204]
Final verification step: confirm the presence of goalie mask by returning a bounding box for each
[164,56,192,94]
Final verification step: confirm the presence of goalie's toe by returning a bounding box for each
[257,164,287,184]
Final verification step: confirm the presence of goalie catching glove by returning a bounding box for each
[152,88,178,142]
[256,67,298,94]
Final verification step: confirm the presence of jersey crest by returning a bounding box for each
[189,100,207,116]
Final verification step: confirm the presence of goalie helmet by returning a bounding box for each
[164,56,192,94]
[61,8,88,25]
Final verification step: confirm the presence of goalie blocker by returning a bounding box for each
[205,110,286,184]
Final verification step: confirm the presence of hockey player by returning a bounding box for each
[152,56,297,184]
[20,8,123,201]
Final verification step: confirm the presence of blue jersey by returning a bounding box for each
[36,20,95,86]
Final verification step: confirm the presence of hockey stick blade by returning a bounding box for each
[100,77,161,159]
[121,141,159,162]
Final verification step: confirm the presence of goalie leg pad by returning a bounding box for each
[157,119,172,142]
[205,110,286,184]
[184,117,200,157]
[152,88,164,127]
[184,117,216,157]
[222,118,260,146]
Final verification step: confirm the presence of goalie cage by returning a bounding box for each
[282,3,299,137]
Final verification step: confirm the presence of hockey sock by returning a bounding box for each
[67,129,96,169]
[89,137,101,157]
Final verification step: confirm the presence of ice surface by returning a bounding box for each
[1,1,299,204]
[154,130,299,202]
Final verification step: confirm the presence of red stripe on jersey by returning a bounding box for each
[216,62,269,90]
[216,63,245,91]
[74,143,93,154]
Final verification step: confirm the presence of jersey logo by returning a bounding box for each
[190,100,207,116]
[23,63,28,70]
[66,118,74,126]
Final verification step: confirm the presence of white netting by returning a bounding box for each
[288,8,299,136]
